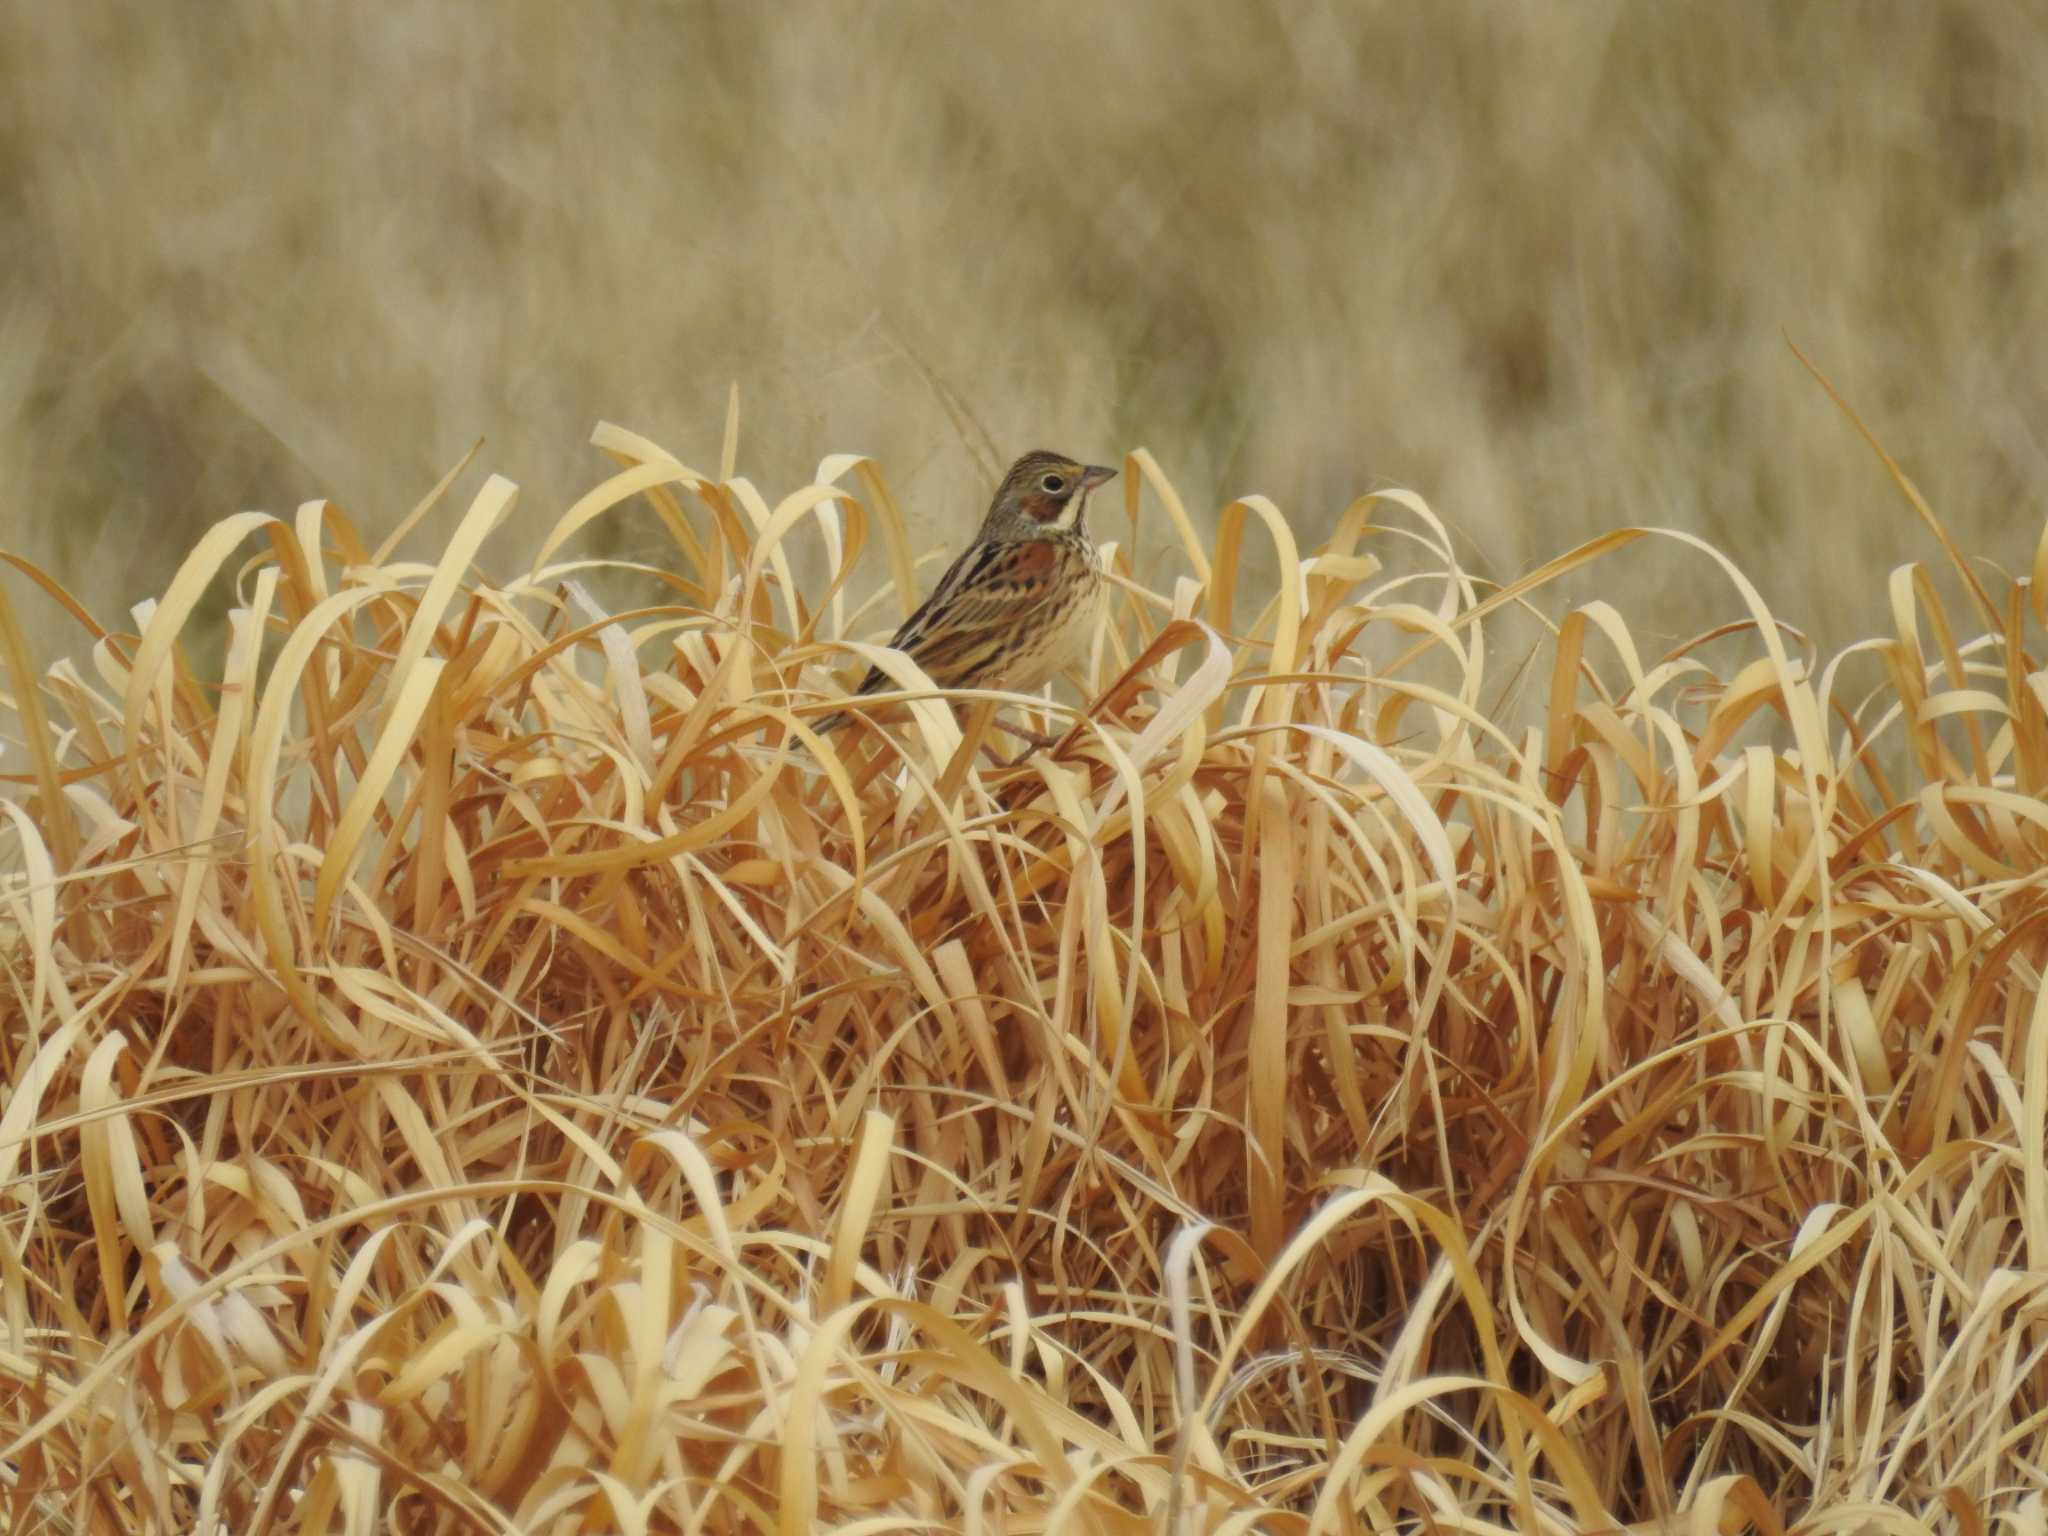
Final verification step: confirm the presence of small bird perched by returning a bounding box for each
[816,449,1116,737]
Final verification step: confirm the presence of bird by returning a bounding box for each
[814,450,1117,738]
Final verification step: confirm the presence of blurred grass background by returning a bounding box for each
[3,2,2042,657]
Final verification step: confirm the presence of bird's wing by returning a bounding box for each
[853,539,1070,695]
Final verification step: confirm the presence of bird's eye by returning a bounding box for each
[1041,473,1066,494]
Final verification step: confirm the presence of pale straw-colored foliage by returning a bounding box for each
[3,406,2047,1533]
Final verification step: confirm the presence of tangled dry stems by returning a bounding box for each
[2,414,2047,1534]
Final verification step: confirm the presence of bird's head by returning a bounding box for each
[982,450,1117,539]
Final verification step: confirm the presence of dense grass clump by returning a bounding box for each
[2,419,2046,1533]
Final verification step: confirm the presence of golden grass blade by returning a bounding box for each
[528,459,710,583]
[0,800,73,1033]
[1247,781,1293,1261]
[825,1110,896,1313]
[244,584,399,1029]
[721,381,741,485]
[1126,448,1212,589]
[77,1033,150,1328]
[117,510,277,810]
[311,657,444,937]
[386,473,517,703]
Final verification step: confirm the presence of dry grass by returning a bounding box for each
[3,409,2048,1534]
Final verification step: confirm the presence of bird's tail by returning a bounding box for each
[810,664,887,740]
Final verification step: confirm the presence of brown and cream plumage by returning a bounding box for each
[816,450,1115,734]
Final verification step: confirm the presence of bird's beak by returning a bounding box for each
[1079,464,1118,491]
